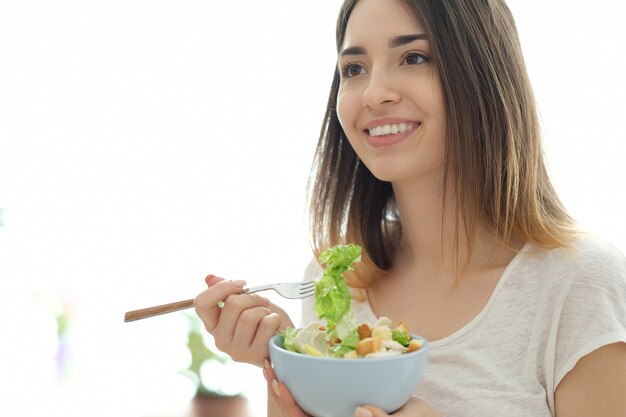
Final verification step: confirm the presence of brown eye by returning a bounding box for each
[403,52,427,65]
[342,63,366,78]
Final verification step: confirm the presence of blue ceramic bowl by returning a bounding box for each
[269,333,429,417]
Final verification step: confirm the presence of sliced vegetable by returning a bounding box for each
[281,327,299,352]
[391,329,411,347]
[314,244,362,353]
[277,243,422,358]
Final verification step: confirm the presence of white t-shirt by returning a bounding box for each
[301,238,626,417]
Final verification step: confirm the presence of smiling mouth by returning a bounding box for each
[365,122,420,137]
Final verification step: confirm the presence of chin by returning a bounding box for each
[365,166,404,183]
[365,162,441,186]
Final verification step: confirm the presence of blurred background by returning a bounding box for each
[0,0,624,416]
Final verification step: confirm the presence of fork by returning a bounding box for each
[123,280,316,322]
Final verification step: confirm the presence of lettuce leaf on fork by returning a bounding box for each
[279,244,362,356]
[314,244,362,355]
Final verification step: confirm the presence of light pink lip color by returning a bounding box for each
[361,118,421,148]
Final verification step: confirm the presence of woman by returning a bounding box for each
[194,0,626,416]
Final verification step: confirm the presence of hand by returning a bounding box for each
[354,398,442,417]
[194,274,294,367]
[263,359,311,417]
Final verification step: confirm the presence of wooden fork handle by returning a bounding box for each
[124,298,195,322]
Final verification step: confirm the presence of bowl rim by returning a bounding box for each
[269,332,429,363]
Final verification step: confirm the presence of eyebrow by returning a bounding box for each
[389,33,429,48]
[339,33,429,57]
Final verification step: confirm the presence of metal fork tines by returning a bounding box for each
[243,280,315,299]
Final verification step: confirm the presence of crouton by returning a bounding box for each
[356,336,382,356]
[407,338,424,352]
[357,323,372,340]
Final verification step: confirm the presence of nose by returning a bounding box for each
[361,69,401,109]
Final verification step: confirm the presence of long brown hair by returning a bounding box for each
[307,0,577,287]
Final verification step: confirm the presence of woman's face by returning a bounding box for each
[336,0,446,186]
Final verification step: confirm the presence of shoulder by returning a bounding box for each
[509,237,626,346]
[564,236,626,271]
[565,237,626,289]
[521,236,626,288]
[541,237,626,327]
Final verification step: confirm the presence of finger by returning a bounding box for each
[264,361,310,417]
[264,361,279,403]
[267,301,295,329]
[230,305,274,349]
[272,380,309,417]
[249,312,282,353]
[355,405,388,417]
[264,363,282,414]
[263,359,275,383]
[356,397,432,417]
[275,381,309,417]
[216,293,270,340]
[194,280,246,331]
[197,279,247,307]
[204,274,226,287]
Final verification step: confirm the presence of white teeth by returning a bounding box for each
[368,123,416,137]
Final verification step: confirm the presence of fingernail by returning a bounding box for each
[262,366,269,381]
[354,407,373,417]
[264,359,271,370]
[272,379,281,398]
[232,279,247,286]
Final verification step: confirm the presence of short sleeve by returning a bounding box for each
[551,240,626,388]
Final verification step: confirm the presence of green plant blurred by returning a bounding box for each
[181,312,230,396]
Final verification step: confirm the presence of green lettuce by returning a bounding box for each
[392,329,410,347]
[280,327,299,352]
[314,244,362,354]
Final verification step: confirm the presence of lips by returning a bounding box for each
[361,118,421,148]
[367,122,419,137]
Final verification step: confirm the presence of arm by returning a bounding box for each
[555,342,626,417]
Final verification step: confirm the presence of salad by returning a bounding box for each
[281,244,424,358]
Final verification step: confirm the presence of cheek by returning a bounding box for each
[336,92,365,156]
[336,92,348,128]
[336,89,358,132]
[424,90,446,145]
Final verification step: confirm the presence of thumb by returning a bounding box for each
[354,405,388,417]
[355,397,437,417]
[204,274,225,287]
[267,300,294,329]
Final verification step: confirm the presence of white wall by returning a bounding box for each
[0,0,624,416]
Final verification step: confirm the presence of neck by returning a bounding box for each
[391,178,513,275]
[392,177,451,268]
